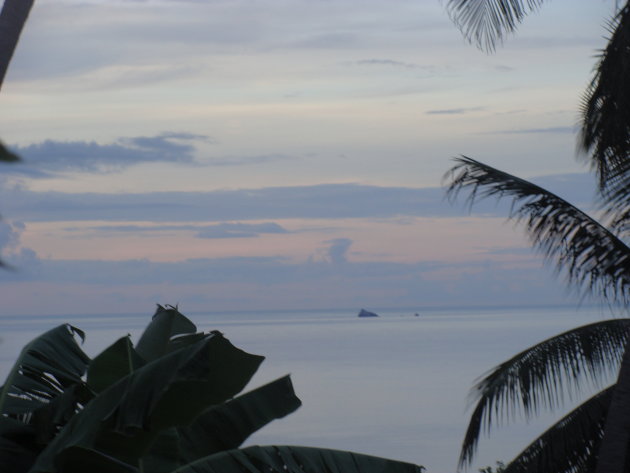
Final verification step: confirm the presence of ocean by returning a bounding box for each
[0,305,618,473]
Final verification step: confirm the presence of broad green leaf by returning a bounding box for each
[53,446,137,473]
[167,332,214,353]
[31,383,93,444]
[179,375,302,461]
[0,325,90,419]
[29,333,264,473]
[140,428,181,473]
[0,417,39,473]
[141,375,302,470]
[135,305,197,362]
[172,445,425,473]
[87,336,144,393]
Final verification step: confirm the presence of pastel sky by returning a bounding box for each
[0,0,619,315]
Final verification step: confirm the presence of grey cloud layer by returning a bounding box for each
[9,133,209,177]
[1,184,465,222]
[426,107,485,115]
[6,135,295,178]
[2,173,597,223]
[352,59,425,69]
[487,126,576,135]
[0,250,574,310]
[67,222,289,239]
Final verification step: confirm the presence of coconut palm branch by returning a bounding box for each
[445,156,630,304]
[459,319,629,467]
[501,386,612,473]
[445,0,548,52]
[580,3,630,188]
[579,4,630,235]
[0,0,35,91]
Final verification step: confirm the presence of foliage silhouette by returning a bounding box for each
[0,305,425,473]
[444,1,630,472]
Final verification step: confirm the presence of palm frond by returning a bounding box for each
[445,0,548,52]
[445,156,630,304]
[502,386,612,473]
[458,319,629,467]
[580,4,630,195]
[0,0,35,91]
[0,141,19,163]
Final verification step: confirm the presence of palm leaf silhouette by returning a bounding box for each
[445,156,630,304]
[459,319,629,467]
[445,0,548,52]
[579,4,630,239]
[503,386,612,473]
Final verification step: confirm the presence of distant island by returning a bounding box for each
[358,308,379,318]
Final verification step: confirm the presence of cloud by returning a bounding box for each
[5,134,295,179]
[196,222,289,239]
[64,222,289,239]
[1,175,598,223]
[324,238,353,264]
[493,65,514,72]
[205,154,293,167]
[0,183,457,223]
[481,246,534,256]
[487,126,576,134]
[0,221,24,252]
[0,250,578,315]
[352,59,422,69]
[292,33,357,49]
[8,132,210,177]
[426,107,485,115]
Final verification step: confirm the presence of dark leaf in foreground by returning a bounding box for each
[504,386,611,473]
[0,324,89,420]
[459,319,629,467]
[142,375,302,471]
[0,0,35,91]
[445,156,630,305]
[29,333,263,473]
[580,4,630,194]
[0,141,19,162]
[175,445,425,473]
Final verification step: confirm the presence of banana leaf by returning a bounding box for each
[172,445,425,473]
[0,417,39,473]
[135,305,197,362]
[179,375,302,460]
[140,428,181,473]
[29,332,264,473]
[0,324,89,419]
[30,383,93,444]
[53,446,138,473]
[141,375,302,472]
[87,336,145,393]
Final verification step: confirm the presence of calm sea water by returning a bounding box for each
[0,305,618,473]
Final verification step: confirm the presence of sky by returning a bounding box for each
[0,0,621,316]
